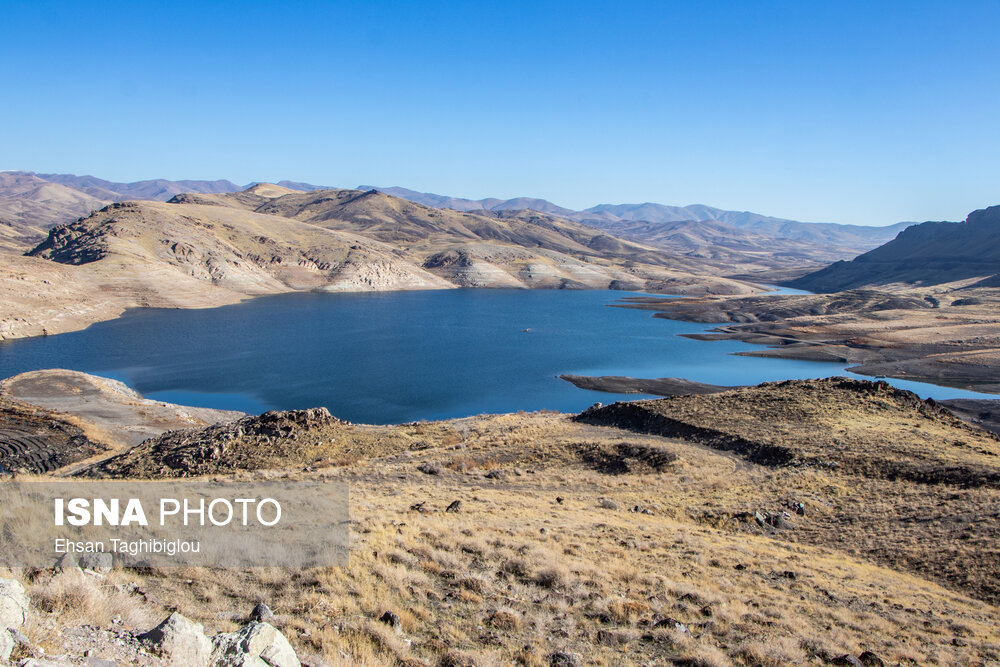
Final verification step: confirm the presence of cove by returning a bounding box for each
[0,289,995,425]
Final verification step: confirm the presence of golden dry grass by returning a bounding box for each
[20,397,996,666]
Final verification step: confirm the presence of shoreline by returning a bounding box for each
[614,289,1000,396]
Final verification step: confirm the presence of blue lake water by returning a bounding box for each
[0,289,995,424]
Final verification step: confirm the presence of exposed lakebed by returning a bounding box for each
[1,289,995,424]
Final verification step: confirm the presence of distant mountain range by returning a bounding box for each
[789,205,1000,292]
[1,171,913,264]
[360,185,913,255]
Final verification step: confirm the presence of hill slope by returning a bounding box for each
[0,172,107,249]
[26,376,994,665]
[2,185,758,339]
[790,205,1000,292]
[169,185,755,291]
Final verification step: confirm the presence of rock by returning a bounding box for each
[794,501,806,516]
[85,659,117,667]
[598,499,618,510]
[445,500,462,513]
[140,612,212,666]
[18,659,61,667]
[0,629,13,662]
[547,652,580,666]
[734,563,747,570]
[484,470,505,480]
[210,621,300,667]
[249,603,275,623]
[555,496,564,504]
[653,617,689,634]
[79,552,113,573]
[0,578,29,630]
[830,655,863,667]
[378,611,401,632]
[417,462,442,475]
[53,553,80,571]
[858,651,886,667]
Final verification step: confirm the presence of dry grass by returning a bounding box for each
[12,398,1000,665]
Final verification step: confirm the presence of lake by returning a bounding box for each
[0,289,995,424]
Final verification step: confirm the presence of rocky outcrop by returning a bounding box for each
[210,621,300,667]
[83,408,346,478]
[140,612,300,667]
[0,578,29,662]
[140,612,213,665]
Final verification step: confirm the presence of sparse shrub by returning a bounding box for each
[678,643,733,667]
[439,649,481,667]
[532,565,571,590]
[501,557,532,578]
[735,637,807,666]
[31,570,155,629]
[486,609,521,631]
[457,575,488,593]
[606,598,650,623]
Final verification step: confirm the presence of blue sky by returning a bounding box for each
[1,1,997,225]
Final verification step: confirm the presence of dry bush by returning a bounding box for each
[30,569,156,630]
[679,643,733,667]
[604,598,650,624]
[532,565,572,590]
[734,636,807,666]
[486,609,521,631]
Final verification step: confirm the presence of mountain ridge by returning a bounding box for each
[359,184,914,253]
[789,205,1000,292]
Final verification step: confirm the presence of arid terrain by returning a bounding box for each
[2,177,1000,665]
[0,181,777,341]
[0,373,998,666]
[0,171,928,343]
[615,287,1000,394]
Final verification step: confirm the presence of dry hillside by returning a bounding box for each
[0,185,761,340]
[1,377,993,665]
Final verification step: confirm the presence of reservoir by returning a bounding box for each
[0,289,994,424]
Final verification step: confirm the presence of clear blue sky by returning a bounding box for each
[2,1,997,225]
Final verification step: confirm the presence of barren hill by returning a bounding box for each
[27,200,453,294]
[2,186,759,339]
[790,205,1000,292]
[165,185,756,291]
[0,172,107,250]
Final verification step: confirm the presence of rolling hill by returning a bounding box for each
[2,184,758,339]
